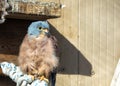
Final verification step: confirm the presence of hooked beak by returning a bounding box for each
[40,28,49,36]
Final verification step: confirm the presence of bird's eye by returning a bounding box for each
[38,27,42,30]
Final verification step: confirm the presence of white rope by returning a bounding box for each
[0,62,48,86]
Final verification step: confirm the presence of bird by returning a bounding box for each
[18,21,59,85]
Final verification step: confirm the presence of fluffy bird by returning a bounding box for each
[18,21,59,85]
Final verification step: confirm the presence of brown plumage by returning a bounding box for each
[18,33,59,79]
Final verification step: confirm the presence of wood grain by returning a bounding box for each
[0,0,120,85]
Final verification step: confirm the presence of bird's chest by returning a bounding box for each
[27,39,50,59]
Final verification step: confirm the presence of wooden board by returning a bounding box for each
[0,0,120,86]
[6,13,60,21]
[49,0,120,86]
[0,0,61,20]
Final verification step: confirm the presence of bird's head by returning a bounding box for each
[28,21,50,38]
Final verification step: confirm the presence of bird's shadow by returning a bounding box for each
[0,19,93,76]
[50,24,93,76]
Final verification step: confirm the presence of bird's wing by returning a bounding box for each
[49,35,59,86]
[50,35,58,55]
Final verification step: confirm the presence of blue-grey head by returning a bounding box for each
[28,21,50,38]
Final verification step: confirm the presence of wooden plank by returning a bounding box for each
[62,0,79,85]
[106,0,116,85]
[49,0,79,85]
[114,0,120,60]
[92,0,101,86]
[79,0,94,86]
[111,0,120,85]
[6,13,60,21]
[47,0,120,85]
[85,0,94,85]
[0,0,61,20]
[99,0,107,86]
[78,0,120,86]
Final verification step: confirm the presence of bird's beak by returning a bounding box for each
[42,28,49,33]
[40,28,49,35]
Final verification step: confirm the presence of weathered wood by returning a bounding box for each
[78,0,120,86]
[49,0,79,86]
[0,0,120,86]
[49,0,120,86]
[6,13,60,21]
[0,0,61,20]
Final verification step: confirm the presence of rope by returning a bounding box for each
[0,62,48,86]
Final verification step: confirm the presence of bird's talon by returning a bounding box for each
[39,75,49,83]
[39,75,44,80]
